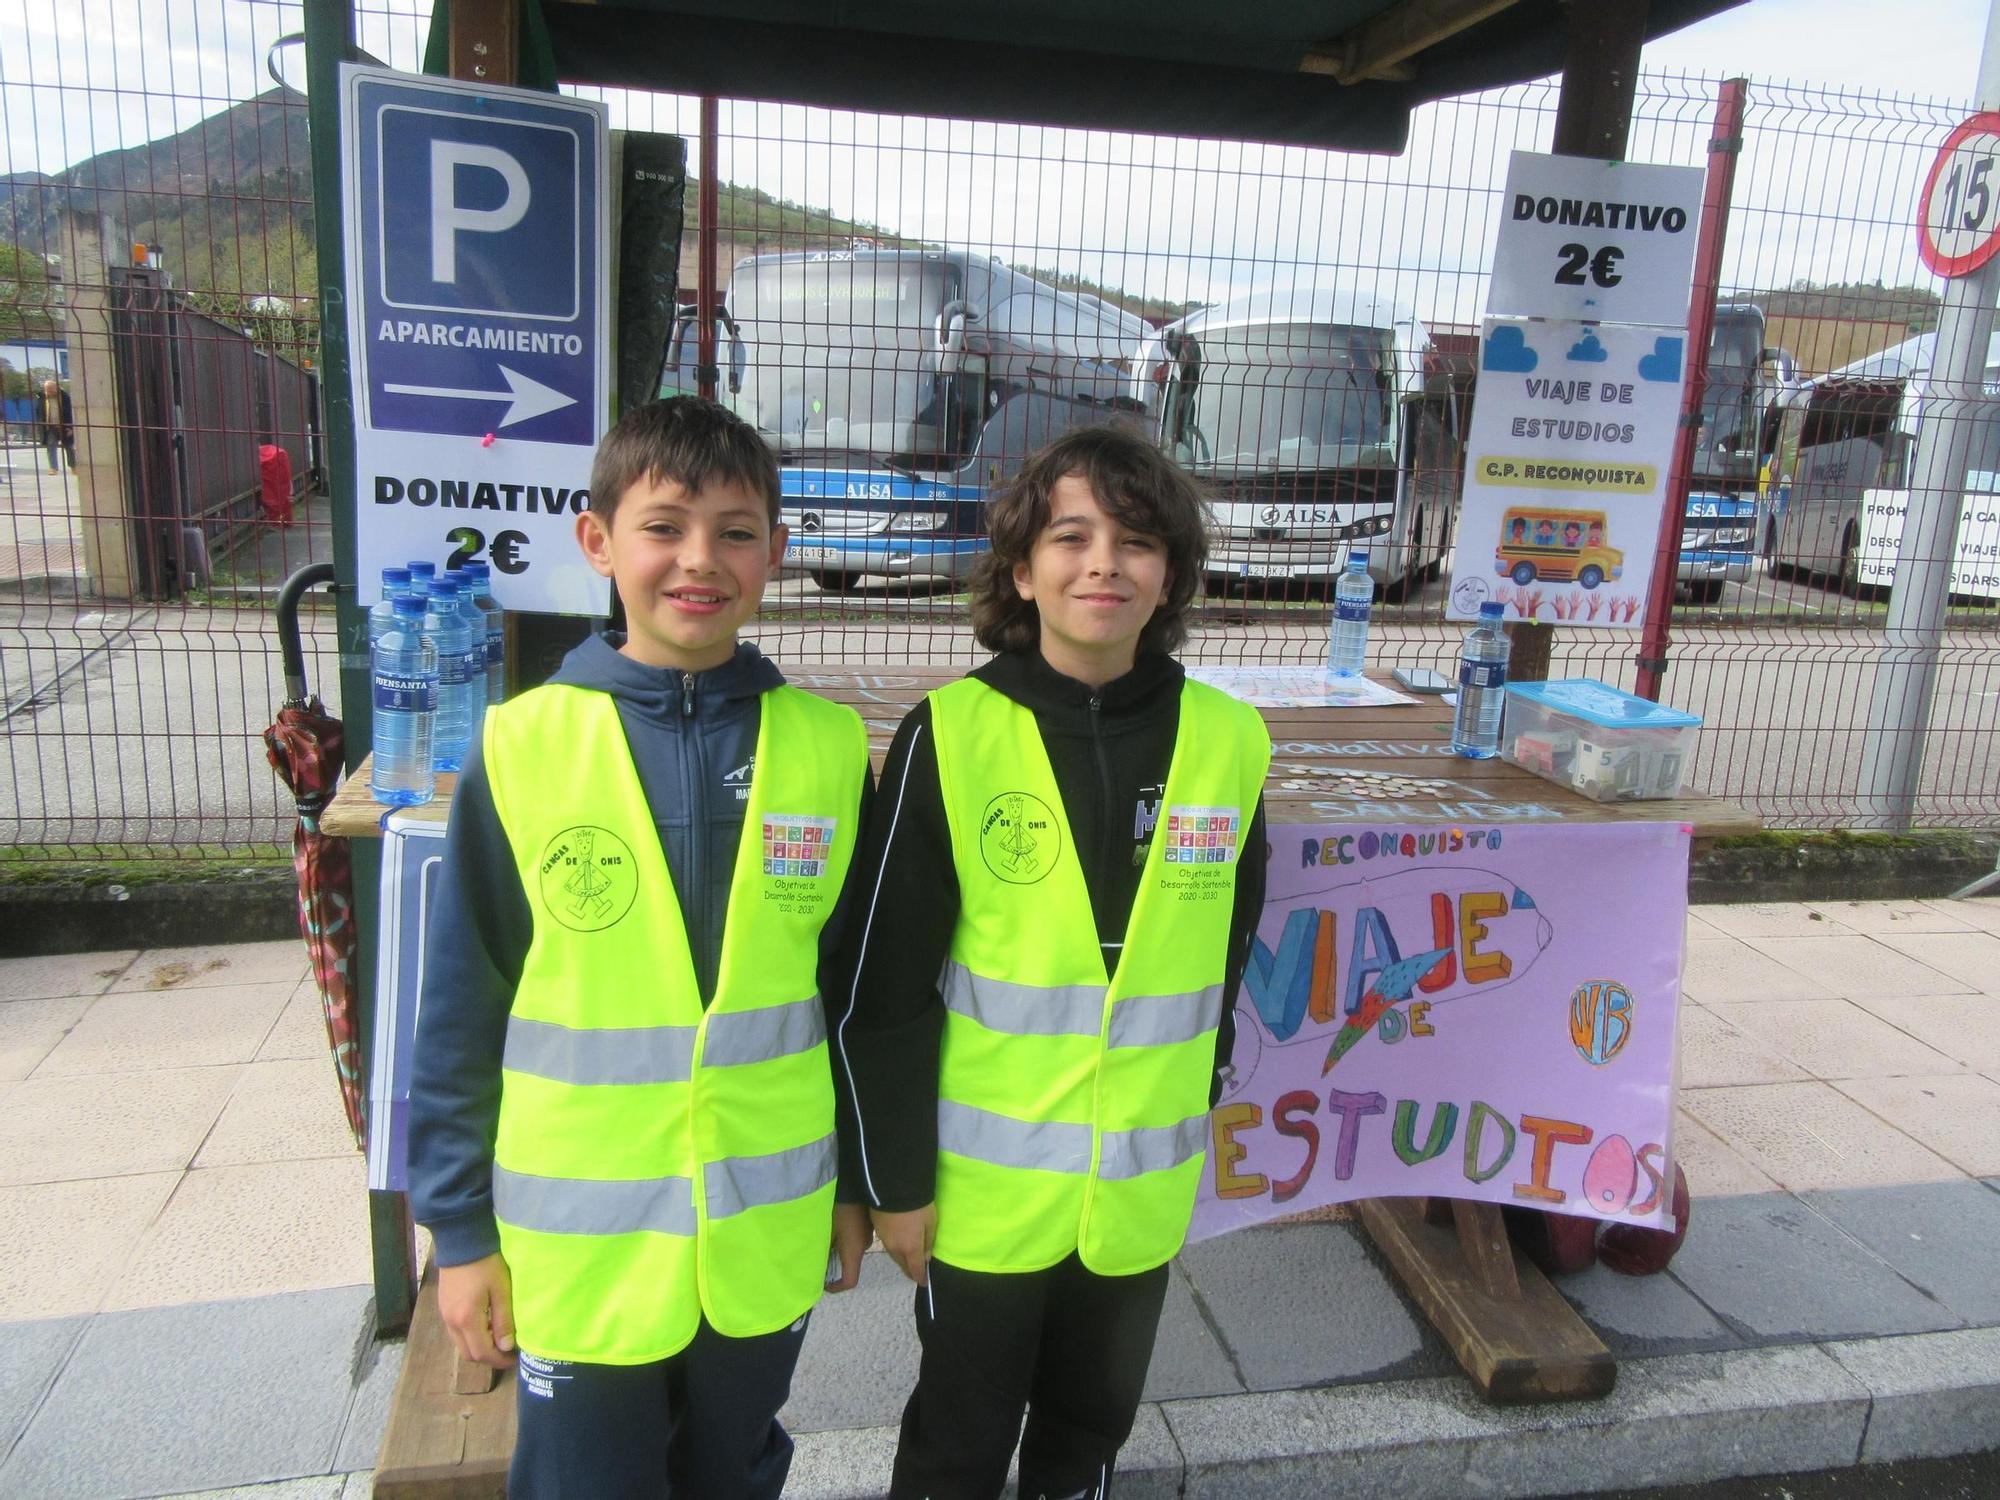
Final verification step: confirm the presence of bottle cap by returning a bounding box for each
[1479,601,1505,619]
[444,568,471,587]
[429,579,461,600]
[1349,549,1369,566]
[407,561,437,579]
[392,594,425,616]
[462,560,490,580]
[381,566,410,587]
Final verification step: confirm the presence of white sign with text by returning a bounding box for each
[1488,151,1705,328]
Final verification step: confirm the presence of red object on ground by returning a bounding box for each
[1597,1164,1693,1275]
[259,443,295,526]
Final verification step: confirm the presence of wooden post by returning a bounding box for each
[1507,0,1652,686]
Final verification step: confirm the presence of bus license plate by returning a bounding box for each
[786,545,841,567]
[1240,562,1299,578]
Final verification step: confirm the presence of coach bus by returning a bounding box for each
[678,248,1149,591]
[1762,329,2000,598]
[1675,302,1796,602]
[1135,287,1458,596]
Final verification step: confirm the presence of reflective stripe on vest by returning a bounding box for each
[928,676,1270,1277]
[484,683,866,1363]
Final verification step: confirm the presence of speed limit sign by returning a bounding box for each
[1918,111,2000,277]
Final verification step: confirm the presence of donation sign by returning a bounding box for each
[1489,150,1704,326]
[1446,319,1687,625]
[341,65,611,614]
[1190,820,1690,1237]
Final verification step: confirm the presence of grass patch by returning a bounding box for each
[0,844,291,887]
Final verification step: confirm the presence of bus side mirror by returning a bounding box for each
[935,300,974,374]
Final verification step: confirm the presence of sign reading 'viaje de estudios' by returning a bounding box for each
[341,64,612,615]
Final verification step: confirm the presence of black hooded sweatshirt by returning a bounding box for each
[828,647,1268,1215]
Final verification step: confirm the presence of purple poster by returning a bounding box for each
[1191,820,1691,1238]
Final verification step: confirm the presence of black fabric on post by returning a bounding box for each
[615,132,688,418]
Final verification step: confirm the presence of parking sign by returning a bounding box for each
[341,66,610,614]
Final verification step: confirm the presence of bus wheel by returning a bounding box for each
[1837,524,1861,597]
[1578,565,1604,589]
[810,569,864,594]
[1511,561,1537,586]
[1688,578,1724,604]
[1763,520,1791,581]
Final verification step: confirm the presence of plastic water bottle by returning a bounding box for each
[443,569,493,736]
[370,595,437,807]
[406,560,436,598]
[1452,602,1511,759]
[461,560,506,706]
[424,578,484,772]
[1327,549,1375,676]
[367,567,411,646]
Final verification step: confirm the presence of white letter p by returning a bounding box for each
[430,140,530,284]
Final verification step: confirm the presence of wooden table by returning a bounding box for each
[340,669,1755,1493]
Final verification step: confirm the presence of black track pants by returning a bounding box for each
[508,1313,809,1499]
[889,1254,1170,1500]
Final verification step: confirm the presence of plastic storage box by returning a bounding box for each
[1501,679,1702,802]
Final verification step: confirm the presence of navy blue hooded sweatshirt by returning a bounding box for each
[408,634,870,1269]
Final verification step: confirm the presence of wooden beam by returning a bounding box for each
[1303,0,1523,85]
[447,0,518,85]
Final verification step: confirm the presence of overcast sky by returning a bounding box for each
[0,0,1990,320]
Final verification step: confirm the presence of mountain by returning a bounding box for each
[1,85,1184,324]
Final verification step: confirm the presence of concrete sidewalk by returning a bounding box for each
[1,899,1997,1498]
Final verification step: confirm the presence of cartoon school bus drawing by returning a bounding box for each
[1495,506,1625,588]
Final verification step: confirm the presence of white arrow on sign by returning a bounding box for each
[383,364,577,428]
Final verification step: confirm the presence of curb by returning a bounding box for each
[783,1331,2000,1500]
[0,868,299,958]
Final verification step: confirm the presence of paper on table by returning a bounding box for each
[1185,665,1419,709]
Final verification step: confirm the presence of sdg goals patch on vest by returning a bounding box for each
[762,814,836,877]
[1164,807,1241,864]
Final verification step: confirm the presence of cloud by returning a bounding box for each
[1566,332,1608,363]
[1638,337,1684,383]
[1483,325,1538,373]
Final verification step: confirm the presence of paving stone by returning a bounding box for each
[333,1336,406,1473]
[0,1316,84,1457]
[0,950,135,1002]
[783,1254,922,1434]
[1798,1181,2000,1326]
[1553,1262,1739,1356]
[1834,1073,2000,1177]
[1873,930,2000,991]
[1695,904,1859,940]
[1143,1262,1241,1402]
[154,1480,347,1499]
[1680,1080,1962,1191]
[1165,1343,1866,1499]
[0,1286,374,1499]
[1746,934,1975,999]
[1667,1192,1961,1343]
[1681,938,1834,1004]
[1825,1327,2000,1462]
[1178,1221,1444,1391]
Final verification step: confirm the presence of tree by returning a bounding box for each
[0,240,63,344]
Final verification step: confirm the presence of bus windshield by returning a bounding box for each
[1165,322,1396,478]
[731,256,966,463]
[1701,309,1765,465]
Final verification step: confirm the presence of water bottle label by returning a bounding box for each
[1460,661,1507,690]
[374,672,437,713]
[1335,599,1370,623]
[440,649,483,686]
[485,630,504,667]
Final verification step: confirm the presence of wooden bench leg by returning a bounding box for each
[1359,1196,1615,1404]
[374,1257,515,1498]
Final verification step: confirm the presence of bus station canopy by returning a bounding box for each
[479,0,1747,152]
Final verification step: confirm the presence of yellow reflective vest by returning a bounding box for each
[483,682,867,1363]
[928,676,1270,1276]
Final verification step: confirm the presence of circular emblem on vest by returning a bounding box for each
[978,792,1061,884]
[537,825,639,931]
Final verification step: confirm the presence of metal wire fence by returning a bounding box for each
[0,0,1994,855]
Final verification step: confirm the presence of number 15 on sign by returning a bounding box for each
[1919,111,2000,277]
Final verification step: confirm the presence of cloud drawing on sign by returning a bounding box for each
[1638,337,1684,383]
[1566,332,1608,363]
[1483,326,1538,373]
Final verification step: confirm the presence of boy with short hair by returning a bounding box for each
[832,423,1271,1500]
[410,396,873,1499]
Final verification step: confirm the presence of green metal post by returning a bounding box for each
[304,0,415,1336]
